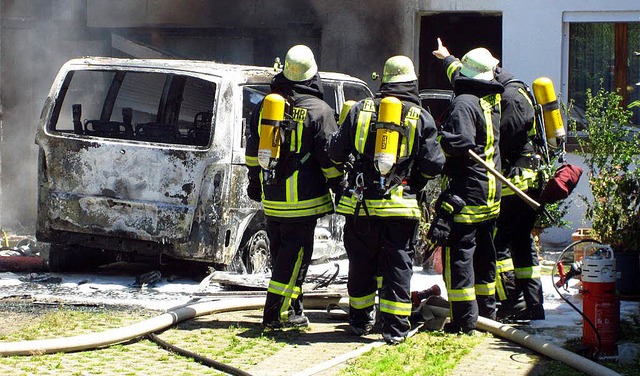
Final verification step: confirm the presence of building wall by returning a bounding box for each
[411,0,640,100]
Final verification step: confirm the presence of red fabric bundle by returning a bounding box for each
[540,164,583,203]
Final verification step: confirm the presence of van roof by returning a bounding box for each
[63,56,366,84]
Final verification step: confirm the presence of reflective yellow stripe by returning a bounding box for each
[496,273,507,301]
[293,108,305,153]
[264,194,331,209]
[267,280,291,296]
[355,99,375,153]
[379,298,412,316]
[444,246,452,291]
[516,87,538,138]
[447,61,463,82]
[515,266,541,279]
[376,276,383,289]
[448,287,475,302]
[263,194,333,218]
[322,166,343,179]
[442,202,454,214]
[496,258,514,273]
[285,170,297,202]
[475,282,496,296]
[350,292,376,310]
[292,285,302,300]
[480,94,500,207]
[502,168,538,196]
[336,188,421,218]
[267,247,305,320]
[454,201,501,223]
[246,155,259,167]
[400,106,419,158]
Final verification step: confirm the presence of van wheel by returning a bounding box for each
[242,230,271,274]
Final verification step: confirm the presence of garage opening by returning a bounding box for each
[419,13,503,90]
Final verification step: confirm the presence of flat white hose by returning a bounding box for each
[0,295,622,376]
[427,305,621,376]
[0,297,265,356]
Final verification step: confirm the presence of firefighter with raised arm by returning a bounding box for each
[327,56,444,344]
[245,45,342,329]
[430,45,504,334]
[434,38,546,321]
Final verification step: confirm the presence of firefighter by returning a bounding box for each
[429,45,504,334]
[245,45,342,329]
[433,38,545,321]
[327,56,444,344]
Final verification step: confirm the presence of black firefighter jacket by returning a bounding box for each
[327,81,445,219]
[494,67,539,196]
[439,66,505,224]
[444,56,538,198]
[245,72,341,221]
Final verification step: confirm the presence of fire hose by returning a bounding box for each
[0,294,621,376]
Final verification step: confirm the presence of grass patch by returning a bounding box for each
[0,305,284,375]
[342,330,486,376]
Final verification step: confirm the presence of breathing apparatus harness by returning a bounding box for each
[341,96,420,217]
[504,78,568,193]
[257,93,309,185]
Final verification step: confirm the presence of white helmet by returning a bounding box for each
[382,55,418,83]
[459,48,499,81]
[283,45,318,82]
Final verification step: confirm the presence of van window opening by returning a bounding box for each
[49,70,217,147]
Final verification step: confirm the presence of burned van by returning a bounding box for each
[35,57,372,273]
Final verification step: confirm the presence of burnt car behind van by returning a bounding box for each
[35,57,372,273]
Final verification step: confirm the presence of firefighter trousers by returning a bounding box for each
[494,194,543,310]
[443,220,497,332]
[262,218,316,325]
[343,216,417,339]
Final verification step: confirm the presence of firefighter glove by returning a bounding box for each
[247,180,262,202]
[427,193,466,246]
[427,216,451,247]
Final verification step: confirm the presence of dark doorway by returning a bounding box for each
[419,13,502,90]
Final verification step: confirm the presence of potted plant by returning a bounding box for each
[570,84,640,296]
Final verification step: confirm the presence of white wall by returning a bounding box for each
[409,1,640,247]
[413,0,640,103]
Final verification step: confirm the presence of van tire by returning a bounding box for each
[241,229,271,274]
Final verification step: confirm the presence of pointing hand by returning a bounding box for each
[432,38,450,60]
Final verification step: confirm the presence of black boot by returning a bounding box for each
[512,303,545,321]
[496,299,527,321]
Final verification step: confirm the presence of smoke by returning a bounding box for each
[311,0,409,89]
[0,0,405,234]
[0,1,108,233]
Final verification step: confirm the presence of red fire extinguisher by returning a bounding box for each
[581,245,619,356]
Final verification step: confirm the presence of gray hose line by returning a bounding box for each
[0,297,265,356]
[427,305,621,376]
[0,295,621,376]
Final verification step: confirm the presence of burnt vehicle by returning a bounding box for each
[35,57,372,273]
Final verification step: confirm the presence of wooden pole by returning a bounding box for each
[468,149,541,210]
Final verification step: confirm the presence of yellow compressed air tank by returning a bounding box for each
[258,93,286,171]
[532,77,566,149]
[374,96,402,176]
[338,100,356,126]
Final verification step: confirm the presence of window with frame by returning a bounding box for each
[568,22,640,127]
[50,69,216,146]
